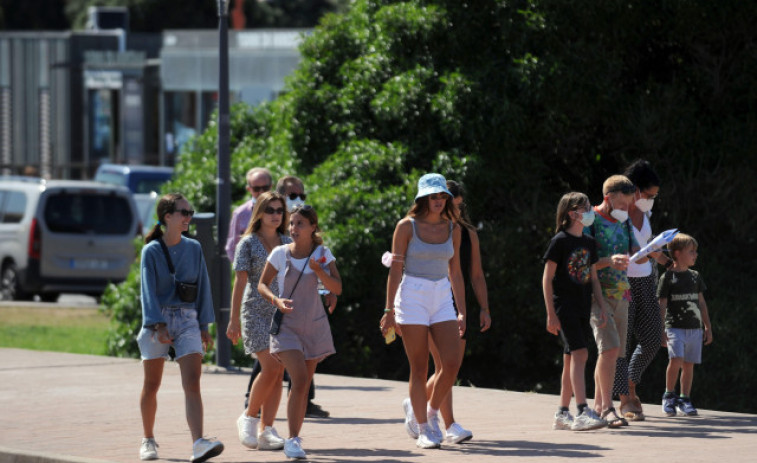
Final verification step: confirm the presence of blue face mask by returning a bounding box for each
[580,210,595,227]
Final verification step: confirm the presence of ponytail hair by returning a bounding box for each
[145,193,185,243]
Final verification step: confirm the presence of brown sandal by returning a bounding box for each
[601,407,629,428]
[620,400,645,422]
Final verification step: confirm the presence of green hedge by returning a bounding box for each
[103,0,757,413]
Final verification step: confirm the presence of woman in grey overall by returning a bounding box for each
[137,193,224,462]
[258,204,342,460]
[380,173,466,449]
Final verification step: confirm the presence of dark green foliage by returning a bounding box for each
[105,0,757,413]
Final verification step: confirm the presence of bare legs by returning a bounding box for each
[401,321,461,426]
[667,357,694,396]
[177,353,205,442]
[277,350,318,438]
[594,347,619,413]
[245,349,285,432]
[426,336,466,426]
[140,358,164,439]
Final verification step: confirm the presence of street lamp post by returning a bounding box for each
[215,0,231,368]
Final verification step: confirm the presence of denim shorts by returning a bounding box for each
[666,328,703,364]
[137,307,203,361]
[394,274,457,326]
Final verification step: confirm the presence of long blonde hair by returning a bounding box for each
[243,191,289,237]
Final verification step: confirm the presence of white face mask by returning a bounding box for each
[610,208,628,222]
[635,198,654,213]
[580,209,595,227]
[286,197,305,212]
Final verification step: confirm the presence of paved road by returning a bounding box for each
[1,349,755,463]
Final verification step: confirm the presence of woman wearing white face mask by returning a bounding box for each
[614,160,669,421]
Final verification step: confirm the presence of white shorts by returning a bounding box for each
[394,274,457,326]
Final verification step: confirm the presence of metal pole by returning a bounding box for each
[215,0,231,368]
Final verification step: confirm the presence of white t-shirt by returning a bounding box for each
[627,214,653,278]
[267,244,335,297]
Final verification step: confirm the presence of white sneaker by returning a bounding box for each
[552,410,574,430]
[190,437,224,463]
[139,437,158,460]
[257,426,285,450]
[571,409,607,431]
[427,411,444,443]
[237,412,259,449]
[416,427,442,449]
[402,398,419,439]
[445,422,473,443]
[284,437,307,459]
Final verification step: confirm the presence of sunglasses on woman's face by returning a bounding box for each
[264,207,285,215]
[428,193,449,201]
[288,193,307,201]
[175,209,195,217]
[249,184,271,193]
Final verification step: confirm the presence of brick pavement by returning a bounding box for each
[1,348,755,463]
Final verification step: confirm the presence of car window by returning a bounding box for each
[44,193,132,234]
[135,179,168,194]
[1,191,27,224]
[94,172,127,187]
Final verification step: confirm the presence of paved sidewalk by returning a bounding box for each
[1,348,755,463]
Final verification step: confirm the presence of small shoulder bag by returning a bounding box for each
[158,238,198,303]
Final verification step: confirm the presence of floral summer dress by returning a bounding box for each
[233,232,292,354]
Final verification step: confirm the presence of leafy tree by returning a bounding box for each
[104,0,757,413]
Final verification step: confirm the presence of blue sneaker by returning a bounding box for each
[662,392,678,417]
[677,396,698,416]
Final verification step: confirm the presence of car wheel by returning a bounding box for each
[1,263,30,301]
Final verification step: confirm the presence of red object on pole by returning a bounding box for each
[231,0,246,30]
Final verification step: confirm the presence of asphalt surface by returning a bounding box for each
[1,348,755,463]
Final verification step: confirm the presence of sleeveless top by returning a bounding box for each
[404,218,454,281]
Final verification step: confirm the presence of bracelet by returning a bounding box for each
[384,308,394,313]
[271,295,278,305]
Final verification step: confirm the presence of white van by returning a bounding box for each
[0,178,140,302]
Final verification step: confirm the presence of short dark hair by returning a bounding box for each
[623,159,660,192]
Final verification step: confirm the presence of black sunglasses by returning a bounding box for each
[175,208,195,217]
[250,184,271,193]
[608,184,636,195]
[288,193,307,201]
[264,206,285,215]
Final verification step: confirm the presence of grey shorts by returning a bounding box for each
[666,328,703,364]
[137,307,203,361]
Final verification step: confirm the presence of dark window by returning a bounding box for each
[44,193,132,234]
[1,191,27,224]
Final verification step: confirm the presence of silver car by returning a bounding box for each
[0,178,139,302]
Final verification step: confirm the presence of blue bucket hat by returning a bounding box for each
[415,173,453,201]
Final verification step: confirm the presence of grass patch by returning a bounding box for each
[0,306,109,355]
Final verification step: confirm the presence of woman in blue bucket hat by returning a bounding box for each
[380,173,467,449]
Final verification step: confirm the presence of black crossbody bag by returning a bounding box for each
[270,246,317,335]
[158,238,198,303]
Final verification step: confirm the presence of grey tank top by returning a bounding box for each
[404,218,454,281]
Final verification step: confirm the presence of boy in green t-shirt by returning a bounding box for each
[657,233,712,417]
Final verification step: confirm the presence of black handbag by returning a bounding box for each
[158,238,198,303]
[270,245,317,335]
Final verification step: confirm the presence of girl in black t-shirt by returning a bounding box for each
[542,192,610,431]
